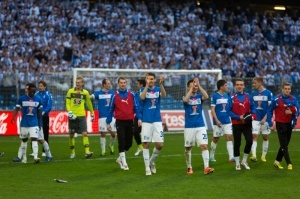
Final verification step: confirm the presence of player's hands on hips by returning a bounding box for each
[68,111,76,120]
[91,114,95,122]
[159,75,164,85]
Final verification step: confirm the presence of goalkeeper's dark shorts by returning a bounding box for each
[69,116,87,134]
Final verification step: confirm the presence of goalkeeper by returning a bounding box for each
[66,75,94,159]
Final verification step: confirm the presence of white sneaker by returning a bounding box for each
[123,164,129,171]
[42,153,46,157]
[70,153,75,159]
[22,158,27,164]
[241,162,250,170]
[30,153,34,157]
[134,148,143,156]
[146,169,152,176]
[236,164,241,170]
[116,158,124,169]
[150,162,156,174]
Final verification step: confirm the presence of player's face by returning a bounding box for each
[221,83,228,92]
[146,75,156,88]
[136,82,142,89]
[282,85,291,96]
[76,79,84,90]
[235,80,245,93]
[28,87,36,98]
[118,79,127,90]
[188,82,198,93]
[25,86,29,94]
[252,80,261,90]
[103,80,111,90]
[38,83,46,92]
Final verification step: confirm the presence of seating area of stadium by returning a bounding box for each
[0,0,300,110]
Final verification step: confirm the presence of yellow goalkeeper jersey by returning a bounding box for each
[66,88,94,116]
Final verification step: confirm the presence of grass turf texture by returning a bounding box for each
[1,131,300,199]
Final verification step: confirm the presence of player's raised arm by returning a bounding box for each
[140,79,149,100]
[159,75,166,98]
[183,80,194,103]
[195,78,208,101]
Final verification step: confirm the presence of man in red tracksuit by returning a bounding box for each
[106,77,142,171]
[228,79,256,171]
[268,82,299,170]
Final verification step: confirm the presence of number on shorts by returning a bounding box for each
[160,131,164,138]
[202,133,208,140]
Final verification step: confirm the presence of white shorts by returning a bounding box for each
[20,127,39,139]
[141,122,164,143]
[252,120,270,135]
[37,128,44,141]
[99,117,116,132]
[213,123,233,137]
[184,127,208,147]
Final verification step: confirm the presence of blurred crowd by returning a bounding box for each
[1,0,300,108]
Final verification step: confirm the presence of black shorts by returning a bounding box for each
[69,116,87,134]
[133,117,141,133]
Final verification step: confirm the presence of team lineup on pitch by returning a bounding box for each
[7,72,299,176]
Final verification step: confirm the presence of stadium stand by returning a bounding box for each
[0,0,300,110]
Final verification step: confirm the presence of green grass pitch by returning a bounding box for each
[1,131,300,199]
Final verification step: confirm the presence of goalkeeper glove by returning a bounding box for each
[68,111,77,120]
[91,114,95,122]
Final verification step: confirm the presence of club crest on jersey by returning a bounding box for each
[190,105,199,115]
[149,99,156,109]
[106,99,110,106]
[27,107,34,115]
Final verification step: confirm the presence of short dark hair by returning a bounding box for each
[217,79,227,90]
[27,83,36,90]
[235,78,244,85]
[102,79,109,85]
[146,72,156,79]
[137,79,146,87]
[118,77,126,83]
[187,79,194,87]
